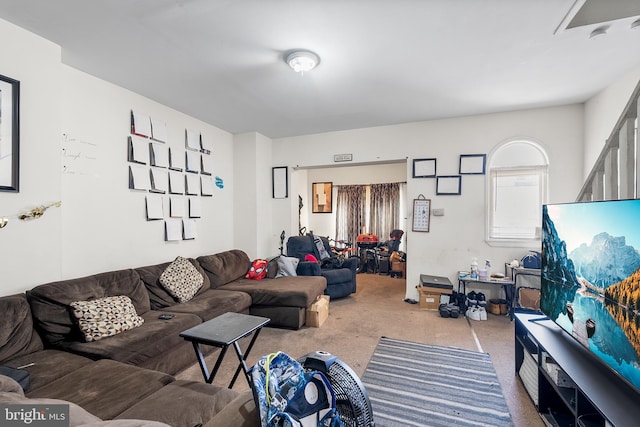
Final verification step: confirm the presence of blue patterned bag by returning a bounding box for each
[251,352,343,427]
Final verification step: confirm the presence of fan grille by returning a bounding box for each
[328,361,374,427]
[300,351,375,427]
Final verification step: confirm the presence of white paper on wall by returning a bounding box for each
[201,154,213,175]
[128,135,149,164]
[150,168,168,193]
[151,117,167,143]
[186,150,200,173]
[170,196,185,218]
[185,129,201,151]
[185,174,200,195]
[169,147,185,171]
[132,111,152,137]
[183,219,197,240]
[150,142,169,168]
[200,134,213,154]
[165,219,182,241]
[146,194,164,220]
[169,171,185,194]
[200,175,214,196]
[189,197,202,218]
[129,165,150,190]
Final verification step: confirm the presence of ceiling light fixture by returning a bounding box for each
[285,50,320,75]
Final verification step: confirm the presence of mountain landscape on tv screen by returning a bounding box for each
[541,204,640,390]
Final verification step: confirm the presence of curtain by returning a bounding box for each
[335,185,367,245]
[369,182,400,240]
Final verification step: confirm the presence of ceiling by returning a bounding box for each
[1,0,639,139]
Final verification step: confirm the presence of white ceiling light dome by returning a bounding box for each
[285,50,320,75]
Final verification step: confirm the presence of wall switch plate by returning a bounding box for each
[432,208,445,216]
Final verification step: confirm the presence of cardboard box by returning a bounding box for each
[306,295,330,327]
[418,285,453,295]
[417,288,440,309]
[391,261,406,273]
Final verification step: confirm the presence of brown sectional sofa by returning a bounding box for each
[0,249,328,427]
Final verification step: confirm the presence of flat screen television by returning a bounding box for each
[541,199,640,393]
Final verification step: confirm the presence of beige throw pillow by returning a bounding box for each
[159,256,203,303]
[70,295,144,342]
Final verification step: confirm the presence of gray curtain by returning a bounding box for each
[369,183,400,240]
[335,185,367,245]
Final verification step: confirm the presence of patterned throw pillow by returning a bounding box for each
[70,295,144,342]
[159,256,204,303]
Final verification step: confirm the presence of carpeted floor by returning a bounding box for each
[362,337,513,427]
[176,273,543,427]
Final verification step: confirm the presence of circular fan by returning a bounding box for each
[299,351,375,427]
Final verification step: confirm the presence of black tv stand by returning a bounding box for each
[514,312,640,427]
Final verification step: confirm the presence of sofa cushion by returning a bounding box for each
[136,258,211,310]
[27,269,150,346]
[2,349,94,392]
[218,276,326,308]
[116,380,239,427]
[197,250,251,288]
[27,359,174,421]
[70,295,145,342]
[0,294,44,364]
[266,256,280,279]
[55,311,201,368]
[158,288,252,322]
[159,257,204,303]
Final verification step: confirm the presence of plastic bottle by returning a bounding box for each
[470,258,478,279]
[485,259,491,278]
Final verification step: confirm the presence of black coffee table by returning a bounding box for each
[180,312,270,388]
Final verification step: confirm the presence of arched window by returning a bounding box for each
[487,140,549,246]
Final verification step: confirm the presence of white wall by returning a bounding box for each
[0,18,235,296]
[273,105,585,300]
[0,19,63,295]
[583,65,640,181]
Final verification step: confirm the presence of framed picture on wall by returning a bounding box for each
[0,74,20,192]
[412,198,431,232]
[312,182,333,213]
[459,154,486,175]
[436,175,462,195]
[412,158,437,178]
[272,166,288,199]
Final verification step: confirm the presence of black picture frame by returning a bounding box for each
[272,166,288,199]
[459,154,486,175]
[436,175,462,195]
[0,74,20,192]
[412,158,437,178]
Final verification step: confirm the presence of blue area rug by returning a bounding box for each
[361,337,513,427]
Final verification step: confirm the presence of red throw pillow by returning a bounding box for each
[304,254,319,263]
[246,259,269,280]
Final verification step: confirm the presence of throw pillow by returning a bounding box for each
[266,256,280,279]
[70,295,144,342]
[159,256,204,303]
[275,256,299,278]
[246,259,269,280]
[304,254,319,262]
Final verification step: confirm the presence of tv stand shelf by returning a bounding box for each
[514,313,640,427]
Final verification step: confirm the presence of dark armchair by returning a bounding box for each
[286,235,357,299]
